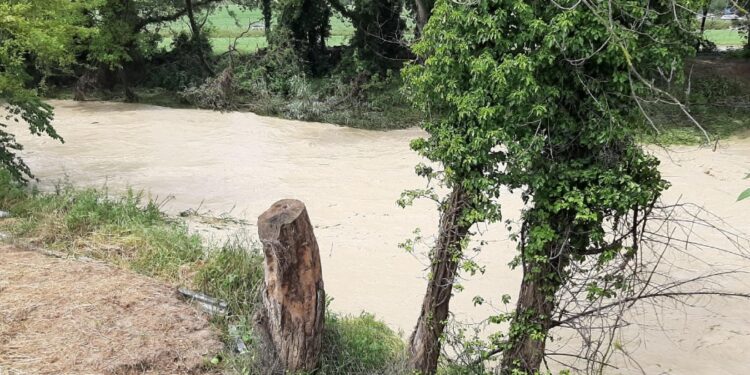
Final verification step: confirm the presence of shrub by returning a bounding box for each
[193,234,265,317]
[0,170,31,208]
[318,312,408,375]
[145,32,215,91]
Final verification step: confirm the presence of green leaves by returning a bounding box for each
[1,0,99,181]
[738,188,750,202]
[403,0,700,371]
[740,173,750,201]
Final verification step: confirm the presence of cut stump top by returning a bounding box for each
[258,199,307,239]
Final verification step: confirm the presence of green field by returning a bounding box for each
[704,29,748,46]
[161,4,354,53]
[162,5,749,53]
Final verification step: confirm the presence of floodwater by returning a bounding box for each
[11,100,750,374]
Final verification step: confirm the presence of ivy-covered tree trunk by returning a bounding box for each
[403,0,701,373]
[500,233,566,374]
[408,186,470,374]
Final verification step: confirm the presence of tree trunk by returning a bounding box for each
[413,0,431,38]
[254,199,325,373]
[74,70,95,101]
[698,4,708,52]
[185,0,200,39]
[121,68,138,103]
[262,0,272,38]
[499,263,557,374]
[350,0,406,70]
[500,216,567,375]
[185,0,214,74]
[408,186,471,374]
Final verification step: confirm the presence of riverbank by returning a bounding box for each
[7,99,750,374]
[48,54,750,140]
[0,172,408,374]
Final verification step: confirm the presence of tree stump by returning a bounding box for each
[255,199,325,373]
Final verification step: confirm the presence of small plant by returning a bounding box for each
[318,312,408,375]
[740,174,750,201]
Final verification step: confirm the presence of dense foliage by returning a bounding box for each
[0,0,98,181]
[404,0,700,373]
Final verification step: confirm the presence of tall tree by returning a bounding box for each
[403,0,701,373]
[277,0,331,75]
[329,0,408,70]
[262,0,272,36]
[407,0,434,38]
[83,0,222,100]
[0,0,95,181]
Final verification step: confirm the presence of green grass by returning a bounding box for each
[159,4,354,54]
[318,313,407,374]
[0,176,219,281]
[160,34,351,54]
[704,29,748,46]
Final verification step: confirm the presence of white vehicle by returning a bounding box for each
[721,14,740,20]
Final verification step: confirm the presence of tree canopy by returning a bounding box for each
[0,0,97,181]
[404,0,701,373]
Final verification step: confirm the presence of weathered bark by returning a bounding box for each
[499,263,557,374]
[255,199,325,373]
[408,186,471,374]
[413,0,431,37]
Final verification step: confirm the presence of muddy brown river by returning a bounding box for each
[11,100,750,374]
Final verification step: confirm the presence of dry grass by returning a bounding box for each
[0,245,222,374]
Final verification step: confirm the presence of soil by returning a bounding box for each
[0,245,222,375]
